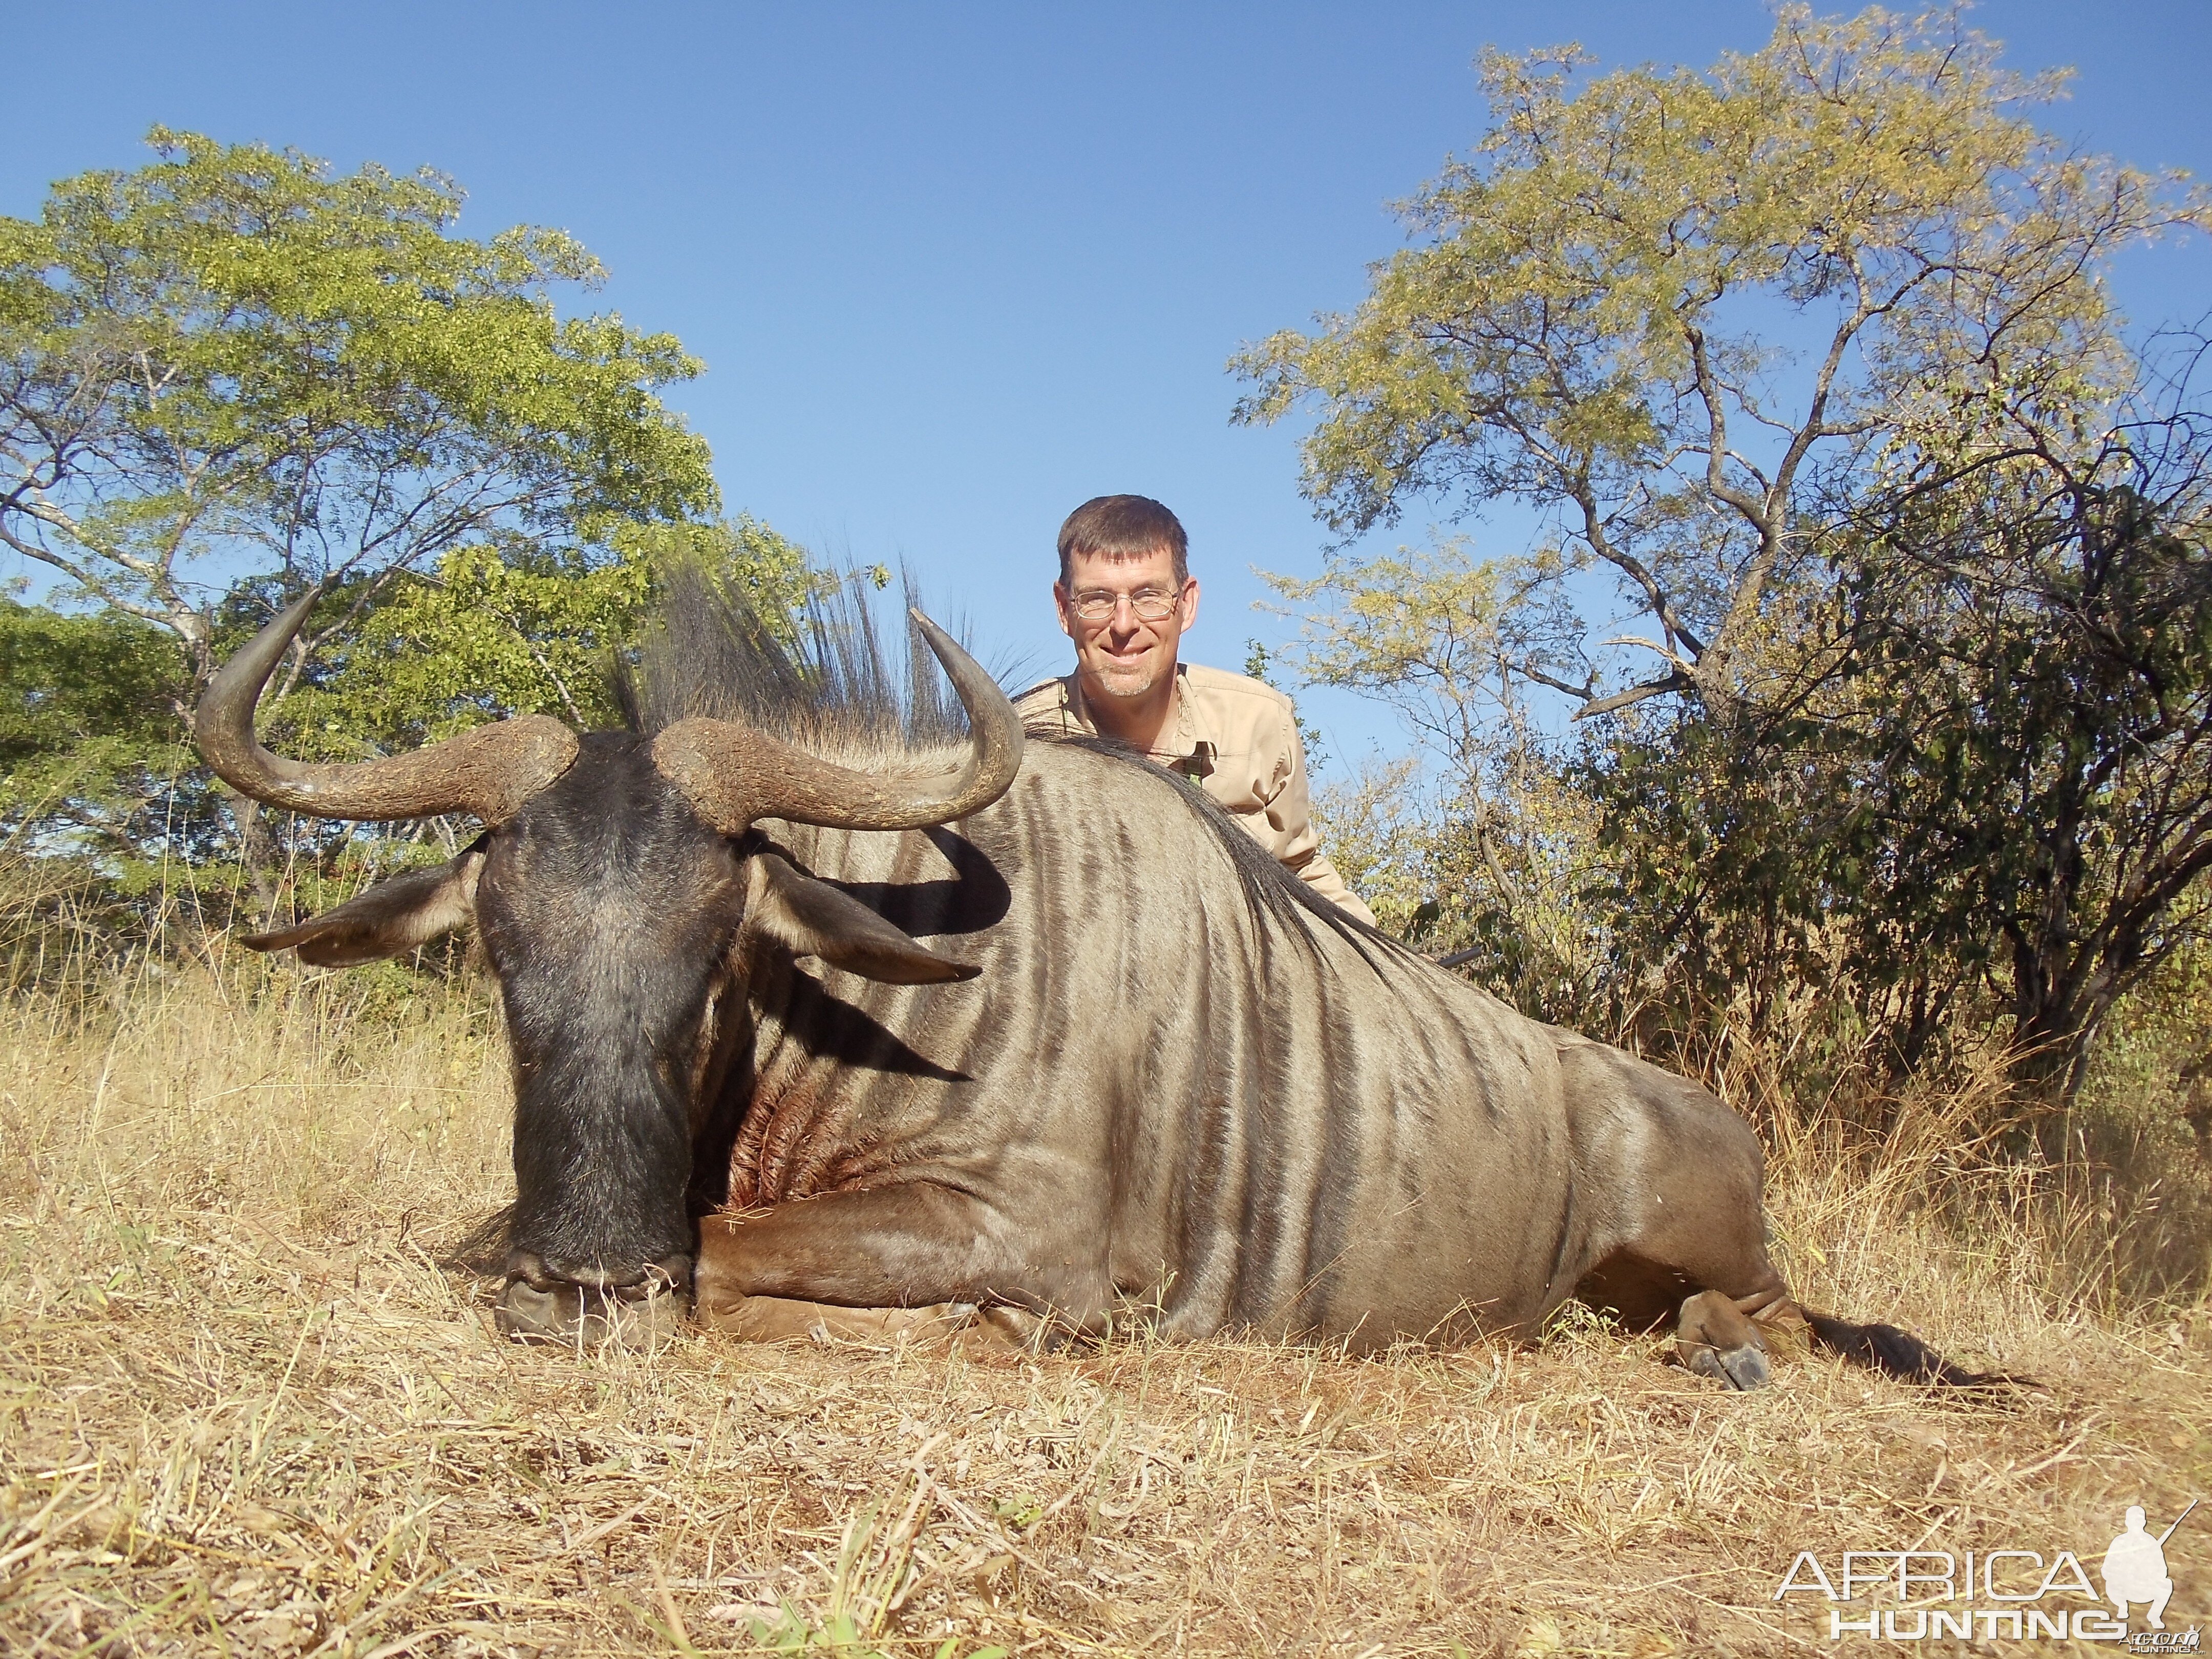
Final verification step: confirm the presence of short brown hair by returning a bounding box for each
[1056,495,1188,587]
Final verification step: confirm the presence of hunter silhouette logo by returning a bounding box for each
[1775,1499,2199,1644]
[2105,1502,2196,1647]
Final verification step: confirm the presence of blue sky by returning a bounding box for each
[7,3,2210,771]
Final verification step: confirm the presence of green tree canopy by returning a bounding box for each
[0,128,718,697]
[0,595,192,862]
[282,515,814,752]
[1235,5,2209,719]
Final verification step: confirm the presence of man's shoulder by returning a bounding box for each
[1182,662,1294,711]
[1011,674,1073,714]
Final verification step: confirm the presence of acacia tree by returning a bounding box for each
[1242,7,2212,1112]
[0,129,717,703]
[1233,5,2208,720]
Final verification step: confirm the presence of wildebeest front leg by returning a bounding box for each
[694,1184,1064,1337]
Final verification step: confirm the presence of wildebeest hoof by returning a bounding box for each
[1675,1288,1773,1390]
[1684,1338,1772,1390]
[496,1254,691,1350]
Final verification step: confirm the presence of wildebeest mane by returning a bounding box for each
[1043,731,1392,963]
[615,563,974,759]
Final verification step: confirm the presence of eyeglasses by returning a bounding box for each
[1070,587,1182,623]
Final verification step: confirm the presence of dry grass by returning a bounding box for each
[3,945,2209,1656]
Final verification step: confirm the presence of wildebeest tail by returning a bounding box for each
[440,1204,516,1277]
[1801,1307,2022,1389]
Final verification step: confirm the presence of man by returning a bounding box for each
[1014,494,1377,926]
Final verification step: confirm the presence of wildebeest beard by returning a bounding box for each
[482,737,737,1298]
[200,565,2017,1392]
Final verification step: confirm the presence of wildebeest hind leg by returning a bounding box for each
[1675,1288,1773,1390]
[1575,1238,1792,1391]
[1561,1041,1796,1388]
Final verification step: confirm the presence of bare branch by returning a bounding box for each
[1572,671,1693,720]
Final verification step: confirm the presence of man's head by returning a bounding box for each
[1053,494,1199,706]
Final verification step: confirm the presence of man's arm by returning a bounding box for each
[1256,701,1378,928]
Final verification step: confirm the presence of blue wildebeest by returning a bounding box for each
[198,577,2000,1388]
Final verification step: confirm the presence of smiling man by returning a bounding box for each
[1014,494,1376,925]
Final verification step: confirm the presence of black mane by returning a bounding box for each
[616,564,973,755]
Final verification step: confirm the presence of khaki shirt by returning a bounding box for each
[1013,664,1377,926]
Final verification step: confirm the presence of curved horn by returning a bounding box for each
[196,586,580,824]
[650,609,1023,834]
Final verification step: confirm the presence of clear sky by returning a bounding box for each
[6,3,2209,770]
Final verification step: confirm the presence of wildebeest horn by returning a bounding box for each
[650,609,1023,833]
[196,586,580,823]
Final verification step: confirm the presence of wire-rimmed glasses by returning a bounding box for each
[1070,587,1182,623]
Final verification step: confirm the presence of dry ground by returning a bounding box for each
[2,961,2207,1656]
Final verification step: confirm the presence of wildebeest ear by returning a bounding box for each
[241,847,484,967]
[742,853,980,985]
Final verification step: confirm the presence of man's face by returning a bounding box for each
[1054,544,1200,704]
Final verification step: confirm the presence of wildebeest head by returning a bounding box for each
[197,579,1022,1343]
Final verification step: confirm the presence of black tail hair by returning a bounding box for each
[441,1204,515,1277]
[1803,1308,2027,1390]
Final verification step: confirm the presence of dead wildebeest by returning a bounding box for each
[199,575,2003,1388]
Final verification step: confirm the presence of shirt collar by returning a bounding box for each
[1065,665,1215,776]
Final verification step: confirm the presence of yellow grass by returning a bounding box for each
[3,946,2208,1656]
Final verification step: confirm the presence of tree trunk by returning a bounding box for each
[231,794,283,929]
[2011,934,2119,1160]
